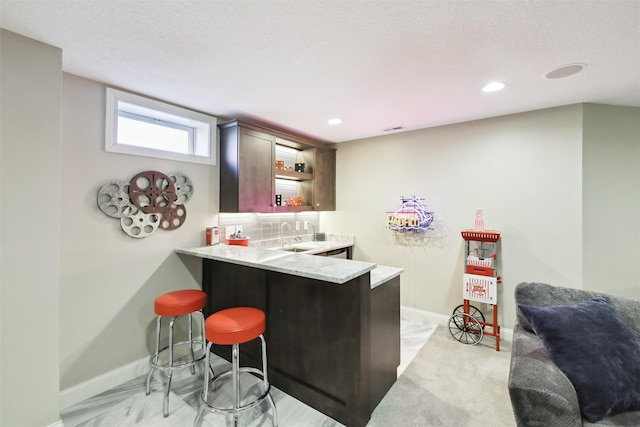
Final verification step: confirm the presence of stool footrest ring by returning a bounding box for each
[149,341,206,371]
[199,367,272,415]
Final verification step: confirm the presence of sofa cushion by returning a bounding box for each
[515,283,640,338]
[518,298,640,422]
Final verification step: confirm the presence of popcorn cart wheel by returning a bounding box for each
[451,304,485,329]
[448,304,485,346]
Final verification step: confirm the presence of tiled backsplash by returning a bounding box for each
[218,212,320,243]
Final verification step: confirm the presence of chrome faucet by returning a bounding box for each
[307,222,316,240]
[280,222,292,247]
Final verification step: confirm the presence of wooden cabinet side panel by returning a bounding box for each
[369,277,401,411]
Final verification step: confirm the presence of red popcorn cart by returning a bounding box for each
[448,229,502,351]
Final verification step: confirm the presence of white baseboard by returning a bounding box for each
[60,307,512,412]
[400,305,513,343]
[401,305,450,325]
[60,356,149,410]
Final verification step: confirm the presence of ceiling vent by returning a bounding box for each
[383,126,405,132]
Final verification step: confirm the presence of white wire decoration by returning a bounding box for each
[386,196,434,233]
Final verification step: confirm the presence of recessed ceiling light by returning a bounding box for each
[545,63,586,79]
[482,81,506,93]
[328,118,342,125]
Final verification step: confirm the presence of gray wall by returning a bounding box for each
[1,29,62,426]
[60,73,219,390]
[583,104,640,298]
[323,104,640,330]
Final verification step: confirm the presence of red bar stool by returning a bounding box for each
[145,289,207,417]
[194,307,278,427]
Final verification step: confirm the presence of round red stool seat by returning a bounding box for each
[205,307,265,345]
[154,289,206,317]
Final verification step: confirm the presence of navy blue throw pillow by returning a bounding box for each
[518,298,640,422]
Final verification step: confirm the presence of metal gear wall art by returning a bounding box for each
[97,170,193,238]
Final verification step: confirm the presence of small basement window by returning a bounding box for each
[105,88,216,165]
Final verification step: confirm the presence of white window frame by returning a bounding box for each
[105,88,217,165]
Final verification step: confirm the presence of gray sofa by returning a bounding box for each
[508,282,640,426]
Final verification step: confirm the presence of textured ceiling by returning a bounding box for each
[1,0,639,143]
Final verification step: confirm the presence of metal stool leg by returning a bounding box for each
[260,335,269,385]
[164,371,173,418]
[202,342,213,401]
[145,316,162,395]
[188,313,196,375]
[193,405,205,427]
[199,311,206,353]
[232,343,240,427]
[162,316,176,418]
[198,311,213,377]
[195,341,213,427]
[260,335,278,427]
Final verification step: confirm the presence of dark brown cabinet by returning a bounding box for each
[219,123,275,212]
[218,120,336,213]
[313,147,336,210]
[201,259,400,427]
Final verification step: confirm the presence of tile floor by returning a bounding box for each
[61,319,436,427]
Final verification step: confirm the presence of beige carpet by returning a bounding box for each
[367,325,516,427]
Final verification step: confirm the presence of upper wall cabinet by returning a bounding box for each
[218,120,337,213]
[301,147,336,211]
[219,123,274,212]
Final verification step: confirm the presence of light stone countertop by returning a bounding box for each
[176,244,375,284]
[176,241,403,287]
[370,265,404,289]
